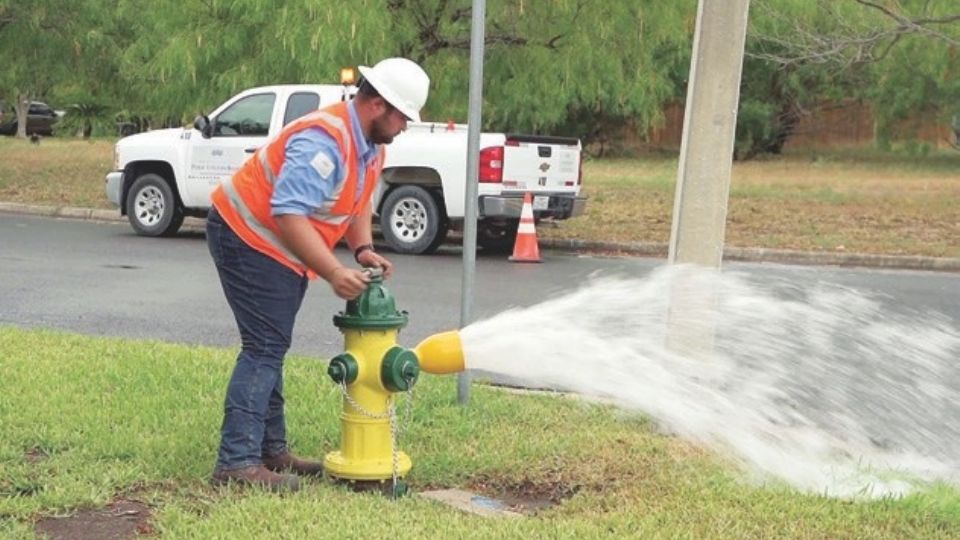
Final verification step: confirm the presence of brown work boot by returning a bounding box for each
[210,465,300,492]
[262,451,324,477]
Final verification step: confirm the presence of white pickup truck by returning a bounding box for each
[105,84,586,254]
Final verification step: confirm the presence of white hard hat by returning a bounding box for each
[358,58,430,122]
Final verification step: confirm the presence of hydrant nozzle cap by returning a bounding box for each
[328,353,359,384]
[381,346,420,392]
[333,274,408,330]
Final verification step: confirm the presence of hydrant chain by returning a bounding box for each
[338,380,393,419]
[390,401,399,493]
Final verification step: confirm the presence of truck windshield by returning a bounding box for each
[214,93,275,137]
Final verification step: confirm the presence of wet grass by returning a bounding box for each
[1,137,959,257]
[2,326,959,539]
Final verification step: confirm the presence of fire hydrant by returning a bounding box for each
[324,268,464,495]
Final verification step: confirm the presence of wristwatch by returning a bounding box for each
[353,244,374,263]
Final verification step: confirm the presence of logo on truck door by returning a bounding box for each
[539,162,551,172]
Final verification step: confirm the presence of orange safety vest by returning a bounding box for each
[211,101,384,278]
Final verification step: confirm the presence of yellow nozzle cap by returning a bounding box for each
[413,330,465,374]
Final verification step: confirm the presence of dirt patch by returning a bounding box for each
[469,476,580,515]
[24,447,49,464]
[35,499,153,540]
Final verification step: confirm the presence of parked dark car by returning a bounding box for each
[0,101,58,136]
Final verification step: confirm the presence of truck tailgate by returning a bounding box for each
[501,135,581,194]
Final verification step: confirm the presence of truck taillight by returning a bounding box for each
[577,156,583,185]
[478,146,504,183]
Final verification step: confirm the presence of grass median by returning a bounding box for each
[2,326,959,538]
[1,137,958,258]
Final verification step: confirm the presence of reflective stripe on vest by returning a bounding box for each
[219,177,302,264]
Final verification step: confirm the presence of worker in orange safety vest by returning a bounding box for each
[207,58,430,492]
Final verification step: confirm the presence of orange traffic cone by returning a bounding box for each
[509,193,542,263]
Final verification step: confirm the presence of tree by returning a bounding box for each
[115,0,695,146]
[119,0,395,121]
[0,0,78,137]
[749,0,959,68]
[0,0,138,138]
[744,0,960,155]
[382,0,694,143]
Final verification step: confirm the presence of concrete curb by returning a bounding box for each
[0,202,122,223]
[3,201,958,273]
[540,237,960,273]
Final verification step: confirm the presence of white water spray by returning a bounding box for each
[460,265,960,498]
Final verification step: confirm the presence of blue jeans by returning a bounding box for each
[206,208,309,471]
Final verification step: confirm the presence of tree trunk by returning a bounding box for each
[763,103,802,155]
[14,94,29,138]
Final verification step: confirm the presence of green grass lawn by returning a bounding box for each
[2,327,959,538]
[544,151,960,258]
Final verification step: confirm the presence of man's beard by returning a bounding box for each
[369,112,396,145]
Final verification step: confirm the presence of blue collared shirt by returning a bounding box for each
[271,101,379,216]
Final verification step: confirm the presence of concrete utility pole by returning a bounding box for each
[666,0,751,358]
[458,0,487,405]
[668,0,751,267]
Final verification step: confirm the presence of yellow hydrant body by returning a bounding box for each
[324,328,413,480]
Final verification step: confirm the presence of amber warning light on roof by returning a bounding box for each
[340,67,356,85]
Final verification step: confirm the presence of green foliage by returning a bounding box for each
[1,0,958,152]
[392,1,694,136]
[739,0,877,159]
[120,0,394,120]
[864,36,960,143]
[744,0,960,157]
[0,0,78,136]
[55,103,113,138]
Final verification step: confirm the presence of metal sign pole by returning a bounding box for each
[458,0,486,405]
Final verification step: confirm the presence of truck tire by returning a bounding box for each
[477,219,520,253]
[380,185,448,255]
[125,173,185,237]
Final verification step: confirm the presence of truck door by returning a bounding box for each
[282,91,320,126]
[183,92,276,207]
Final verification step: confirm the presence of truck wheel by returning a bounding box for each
[125,173,185,237]
[380,185,448,255]
[477,219,520,253]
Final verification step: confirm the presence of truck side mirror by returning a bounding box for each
[193,115,213,139]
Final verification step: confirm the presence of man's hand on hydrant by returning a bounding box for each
[357,249,394,278]
[328,267,370,299]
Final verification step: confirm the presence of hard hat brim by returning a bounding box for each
[358,65,421,123]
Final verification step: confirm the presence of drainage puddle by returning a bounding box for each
[421,479,575,517]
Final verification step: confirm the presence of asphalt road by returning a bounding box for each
[2,213,959,359]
